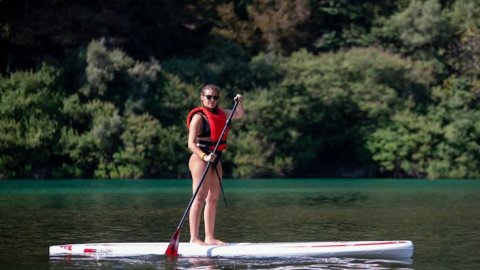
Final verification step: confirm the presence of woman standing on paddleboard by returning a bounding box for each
[186,84,244,245]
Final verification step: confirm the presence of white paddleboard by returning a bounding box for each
[50,240,413,258]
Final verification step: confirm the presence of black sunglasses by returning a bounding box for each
[204,95,219,101]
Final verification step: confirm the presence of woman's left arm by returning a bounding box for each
[228,94,244,120]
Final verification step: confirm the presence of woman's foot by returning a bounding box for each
[190,238,206,246]
[205,237,226,245]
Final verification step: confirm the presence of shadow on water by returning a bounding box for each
[303,192,368,206]
[49,255,413,270]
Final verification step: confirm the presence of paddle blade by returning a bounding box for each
[165,228,181,256]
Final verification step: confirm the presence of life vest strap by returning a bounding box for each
[197,139,227,147]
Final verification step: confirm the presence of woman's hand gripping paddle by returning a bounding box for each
[165,99,239,256]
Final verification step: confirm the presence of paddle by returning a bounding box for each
[165,99,240,256]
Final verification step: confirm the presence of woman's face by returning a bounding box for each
[201,88,219,110]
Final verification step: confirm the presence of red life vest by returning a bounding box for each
[186,107,229,151]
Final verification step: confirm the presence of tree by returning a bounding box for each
[56,40,195,178]
[215,0,311,54]
[230,47,436,177]
[0,0,217,74]
[0,64,62,178]
[94,114,187,178]
[367,76,480,178]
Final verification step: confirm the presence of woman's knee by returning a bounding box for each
[192,198,206,209]
[206,193,220,205]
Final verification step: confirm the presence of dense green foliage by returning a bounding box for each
[1,0,480,179]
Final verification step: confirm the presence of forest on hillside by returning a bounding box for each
[1,0,480,179]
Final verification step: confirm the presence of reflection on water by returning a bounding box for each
[1,179,480,269]
[49,255,413,270]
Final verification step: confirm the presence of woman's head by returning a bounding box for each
[200,84,220,111]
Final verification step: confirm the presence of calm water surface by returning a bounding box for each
[1,179,479,269]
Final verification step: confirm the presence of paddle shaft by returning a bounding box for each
[165,100,239,256]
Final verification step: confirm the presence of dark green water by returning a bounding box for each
[1,179,479,269]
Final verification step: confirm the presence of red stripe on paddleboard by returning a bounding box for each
[289,241,407,248]
[84,248,96,253]
[352,241,405,246]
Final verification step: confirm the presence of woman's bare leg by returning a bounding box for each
[188,154,210,245]
[204,162,225,245]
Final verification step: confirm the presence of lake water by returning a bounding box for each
[1,179,479,269]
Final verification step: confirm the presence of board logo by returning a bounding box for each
[84,248,113,254]
[60,245,72,251]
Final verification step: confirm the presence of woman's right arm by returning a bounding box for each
[188,114,217,162]
[188,114,206,160]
